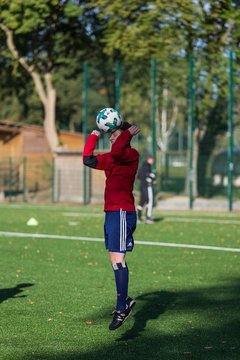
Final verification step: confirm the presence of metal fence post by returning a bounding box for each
[9,157,12,202]
[228,48,234,211]
[115,60,121,111]
[188,54,194,209]
[151,57,157,174]
[82,62,89,205]
[23,157,27,202]
[51,157,55,203]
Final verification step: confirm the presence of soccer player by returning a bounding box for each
[137,155,156,223]
[83,122,140,330]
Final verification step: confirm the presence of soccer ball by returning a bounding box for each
[96,108,122,133]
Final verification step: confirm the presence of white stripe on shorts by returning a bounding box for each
[120,209,127,251]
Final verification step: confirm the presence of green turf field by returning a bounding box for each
[0,204,239,360]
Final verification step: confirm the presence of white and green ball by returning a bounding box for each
[96,108,122,133]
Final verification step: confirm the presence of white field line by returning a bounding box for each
[0,231,240,253]
[1,203,240,218]
[63,212,102,217]
[0,204,103,213]
[61,212,240,225]
[1,204,240,220]
[165,217,240,225]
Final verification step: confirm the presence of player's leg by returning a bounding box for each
[109,252,136,330]
[105,210,136,330]
[137,186,147,222]
[109,252,129,311]
[145,185,154,223]
[137,204,143,222]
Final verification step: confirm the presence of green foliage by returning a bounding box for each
[0,0,102,126]
[64,1,83,18]
[0,0,91,71]
[89,0,196,60]
[1,0,82,32]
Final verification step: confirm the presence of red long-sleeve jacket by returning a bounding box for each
[83,130,139,211]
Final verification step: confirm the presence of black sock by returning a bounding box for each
[112,261,129,311]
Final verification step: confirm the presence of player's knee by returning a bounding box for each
[109,252,125,264]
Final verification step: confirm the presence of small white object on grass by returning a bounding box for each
[27,218,39,226]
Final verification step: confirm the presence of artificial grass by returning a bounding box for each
[0,204,239,360]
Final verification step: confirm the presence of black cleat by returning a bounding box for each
[126,296,136,310]
[109,305,133,330]
[111,296,136,315]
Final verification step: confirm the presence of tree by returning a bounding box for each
[92,0,240,196]
[189,0,240,195]
[0,0,89,151]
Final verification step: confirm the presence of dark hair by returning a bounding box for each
[120,121,131,130]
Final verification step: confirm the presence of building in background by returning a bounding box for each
[0,120,85,202]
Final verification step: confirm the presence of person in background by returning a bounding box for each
[83,121,140,330]
[137,155,156,224]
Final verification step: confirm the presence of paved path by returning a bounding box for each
[157,196,240,211]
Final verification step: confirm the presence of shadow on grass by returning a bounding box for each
[117,290,175,341]
[22,280,240,360]
[0,283,34,304]
[152,217,164,222]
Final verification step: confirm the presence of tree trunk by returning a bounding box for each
[197,95,227,196]
[0,23,59,152]
[192,128,199,197]
[185,127,206,197]
[43,74,58,151]
[197,130,216,196]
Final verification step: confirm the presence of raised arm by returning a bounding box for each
[83,130,111,170]
[111,125,140,163]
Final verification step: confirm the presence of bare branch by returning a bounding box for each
[0,23,48,106]
[220,20,235,49]
[31,72,48,106]
[157,98,178,150]
[166,102,178,138]
[0,23,33,73]
[44,73,54,94]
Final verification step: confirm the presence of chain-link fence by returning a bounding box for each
[1,53,239,209]
[0,155,53,203]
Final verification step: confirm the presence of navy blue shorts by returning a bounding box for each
[104,210,137,253]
